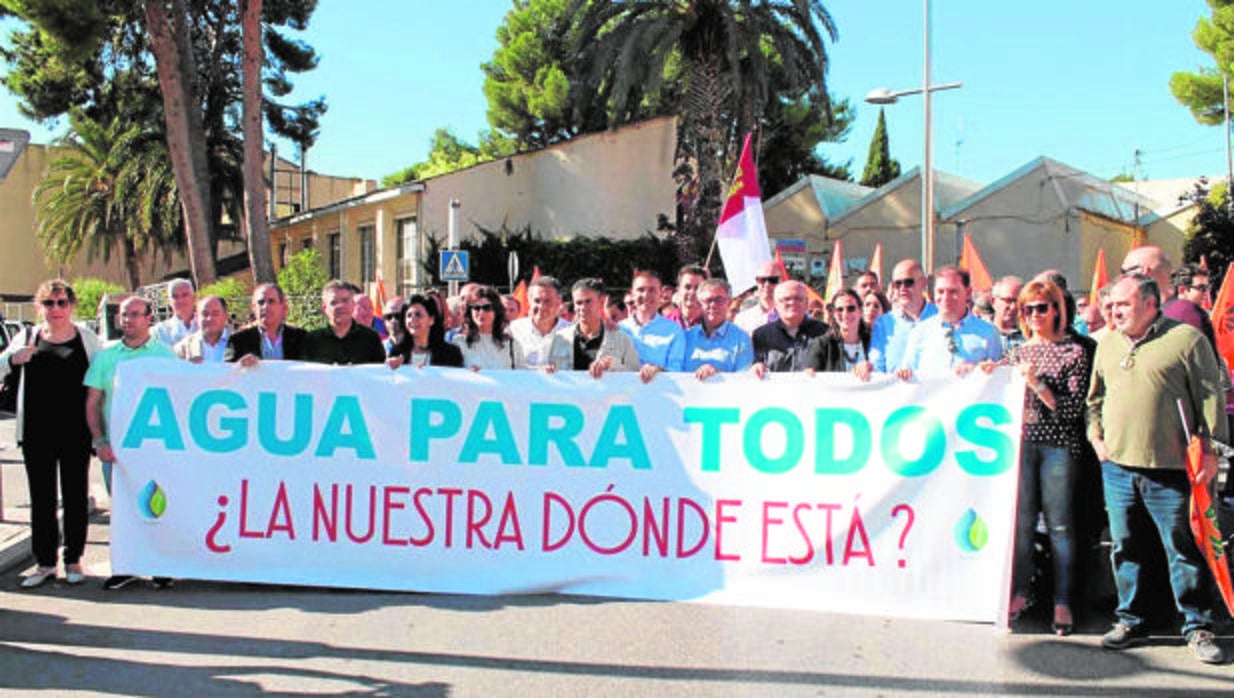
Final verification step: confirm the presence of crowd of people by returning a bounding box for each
[1,244,1231,664]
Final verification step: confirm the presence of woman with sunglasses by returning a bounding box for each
[452,285,522,370]
[1004,279,1091,635]
[388,294,464,369]
[826,289,874,381]
[0,280,103,588]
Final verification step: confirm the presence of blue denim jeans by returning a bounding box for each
[1101,461,1213,634]
[1013,442,1076,605]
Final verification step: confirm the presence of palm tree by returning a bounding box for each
[571,0,837,263]
[34,111,183,289]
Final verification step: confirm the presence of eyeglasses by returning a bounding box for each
[699,296,729,305]
[891,278,916,289]
[832,304,860,313]
[469,304,494,312]
[40,298,71,308]
[756,276,780,285]
[1022,302,1053,316]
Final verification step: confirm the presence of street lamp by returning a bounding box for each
[864,0,962,275]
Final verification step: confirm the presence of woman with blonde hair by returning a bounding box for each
[0,279,103,588]
[1004,279,1090,635]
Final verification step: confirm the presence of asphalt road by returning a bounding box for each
[2,414,1233,696]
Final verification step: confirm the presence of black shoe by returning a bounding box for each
[102,574,138,590]
[1102,622,1146,650]
[150,577,175,590]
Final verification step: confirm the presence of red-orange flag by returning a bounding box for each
[1212,264,1234,369]
[1186,434,1234,615]
[824,239,845,302]
[958,234,994,293]
[531,265,542,282]
[374,277,388,309]
[1088,248,1108,307]
[510,279,529,318]
[774,247,790,281]
[869,243,884,287]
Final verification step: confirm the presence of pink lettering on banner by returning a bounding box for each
[202,479,910,574]
[758,497,882,568]
[540,490,738,560]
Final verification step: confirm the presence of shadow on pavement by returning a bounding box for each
[2,607,1229,695]
[0,642,447,697]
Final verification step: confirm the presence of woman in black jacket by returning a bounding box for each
[388,293,464,369]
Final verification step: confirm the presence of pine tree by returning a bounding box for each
[860,108,901,188]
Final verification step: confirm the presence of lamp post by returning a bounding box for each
[864,0,961,275]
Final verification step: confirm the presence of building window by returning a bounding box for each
[328,232,341,279]
[278,243,287,268]
[301,237,313,250]
[396,217,418,294]
[359,224,376,284]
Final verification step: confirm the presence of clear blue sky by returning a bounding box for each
[0,0,1225,188]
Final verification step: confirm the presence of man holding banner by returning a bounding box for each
[1087,273,1227,664]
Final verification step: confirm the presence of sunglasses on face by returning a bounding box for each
[41,298,71,308]
[1192,284,1210,293]
[832,304,860,313]
[383,313,403,321]
[756,276,780,285]
[469,304,494,312]
[891,278,916,289]
[255,298,280,306]
[1022,302,1053,316]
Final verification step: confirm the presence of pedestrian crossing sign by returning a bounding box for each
[440,250,470,282]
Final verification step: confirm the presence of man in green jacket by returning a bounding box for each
[1087,272,1227,664]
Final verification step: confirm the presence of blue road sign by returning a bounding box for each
[440,250,470,282]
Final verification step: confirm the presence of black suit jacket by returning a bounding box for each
[224,324,309,362]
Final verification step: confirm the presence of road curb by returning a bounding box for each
[0,521,31,575]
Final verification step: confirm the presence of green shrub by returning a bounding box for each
[70,277,124,321]
[277,248,329,330]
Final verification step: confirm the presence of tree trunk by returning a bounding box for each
[678,55,730,266]
[143,0,218,287]
[241,0,275,283]
[124,236,142,291]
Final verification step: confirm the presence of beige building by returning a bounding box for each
[0,139,372,316]
[762,158,1194,292]
[270,116,678,298]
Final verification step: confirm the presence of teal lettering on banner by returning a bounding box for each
[743,407,804,474]
[588,405,651,469]
[313,396,375,458]
[682,407,741,472]
[190,389,248,452]
[954,403,1015,476]
[257,392,314,456]
[122,387,186,451]
[528,403,586,467]
[880,406,946,477]
[814,408,872,475]
[459,401,521,464]
[410,398,461,462]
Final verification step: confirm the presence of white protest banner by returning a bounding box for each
[108,359,1022,622]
